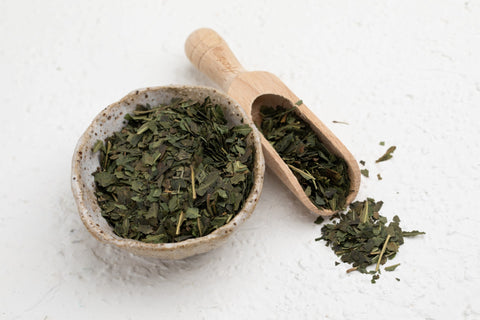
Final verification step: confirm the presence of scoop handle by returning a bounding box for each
[185,28,245,92]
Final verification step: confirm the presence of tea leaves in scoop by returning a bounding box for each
[258,105,350,211]
[92,97,254,243]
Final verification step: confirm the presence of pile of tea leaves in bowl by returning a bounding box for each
[92,97,254,243]
[258,105,350,211]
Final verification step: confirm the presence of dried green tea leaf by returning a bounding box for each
[402,230,426,237]
[332,120,349,125]
[314,216,324,224]
[232,124,253,136]
[93,172,117,187]
[295,100,303,106]
[92,97,255,243]
[92,139,104,153]
[143,234,167,243]
[377,173,382,180]
[258,105,350,211]
[185,207,200,219]
[361,169,369,178]
[379,141,385,146]
[385,263,400,272]
[359,160,366,166]
[376,146,396,163]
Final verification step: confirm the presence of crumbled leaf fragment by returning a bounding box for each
[314,216,324,224]
[379,141,385,146]
[295,100,303,106]
[92,139,104,153]
[402,230,426,237]
[385,263,400,272]
[93,172,117,187]
[376,146,396,163]
[361,169,369,178]
[359,160,366,166]
[377,173,382,180]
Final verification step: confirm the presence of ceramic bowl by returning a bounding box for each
[71,85,265,259]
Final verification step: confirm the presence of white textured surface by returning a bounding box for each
[1,1,479,319]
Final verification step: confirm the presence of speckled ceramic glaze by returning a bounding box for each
[71,85,265,259]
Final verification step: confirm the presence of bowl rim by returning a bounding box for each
[71,85,265,254]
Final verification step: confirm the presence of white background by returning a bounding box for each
[1,1,480,319]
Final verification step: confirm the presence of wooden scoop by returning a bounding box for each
[185,28,360,216]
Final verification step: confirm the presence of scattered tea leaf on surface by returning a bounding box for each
[361,169,369,178]
[376,146,396,163]
[385,263,400,272]
[402,230,426,237]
